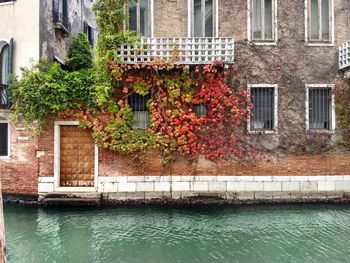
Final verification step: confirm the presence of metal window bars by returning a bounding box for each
[250,87,275,131]
[194,104,208,116]
[117,37,234,64]
[339,41,350,69]
[308,87,331,130]
[128,93,151,129]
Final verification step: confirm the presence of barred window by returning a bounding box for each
[250,0,276,42]
[249,86,277,131]
[128,93,150,129]
[0,122,9,157]
[308,86,333,130]
[194,104,208,116]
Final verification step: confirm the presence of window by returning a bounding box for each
[248,85,278,132]
[0,0,14,3]
[306,0,333,44]
[0,39,13,109]
[128,93,151,129]
[248,0,277,43]
[53,0,69,32]
[306,85,335,131]
[128,0,150,37]
[190,0,217,37]
[0,122,9,157]
[83,22,95,46]
[194,104,208,116]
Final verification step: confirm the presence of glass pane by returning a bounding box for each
[321,0,330,40]
[264,0,273,39]
[140,0,149,36]
[129,2,137,32]
[252,0,262,39]
[1,45,9,85]
[205,0,213,37]
[194,0,202,37]
[310,0,319,40]
[0,123,8,156]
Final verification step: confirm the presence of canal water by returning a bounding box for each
[4,204,350,263]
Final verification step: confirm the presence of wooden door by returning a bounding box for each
[60,125,95,187]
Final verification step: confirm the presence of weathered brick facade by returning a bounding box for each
[2,0,350,197]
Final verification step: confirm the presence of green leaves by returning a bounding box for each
[66,33,93,71]
[9,60,96,129]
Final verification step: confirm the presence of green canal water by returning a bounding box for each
[4,204,350,263]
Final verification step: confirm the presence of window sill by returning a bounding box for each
[0,156,11,160]
[306,129,335,134]
[305,42,334,47]
[248,130,278,135]
[54,22,70,35]
[248,41,277,46]
[0,1,15,6]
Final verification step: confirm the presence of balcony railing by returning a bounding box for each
[117,37,234,65]
[339,41,350,70]
[0,84,10,109]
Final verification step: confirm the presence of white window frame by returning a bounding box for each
[247,0,278,45]
[305,0,334,46]
[305,84,335,132]
[188,0,219,38]
[247,84,278,134]
[0,120,10,159]
[54,121,99,192]
[126,0,154,37]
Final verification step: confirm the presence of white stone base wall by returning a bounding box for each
[39,175,350,195]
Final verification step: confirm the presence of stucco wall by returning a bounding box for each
[0,0,40,77]
[39,0,97,62]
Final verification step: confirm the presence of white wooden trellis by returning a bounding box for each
[339,41,350,70]
[117,37,234,64]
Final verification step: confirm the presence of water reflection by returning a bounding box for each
[4,204,350,263]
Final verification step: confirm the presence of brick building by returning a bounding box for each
[1,0,350,202]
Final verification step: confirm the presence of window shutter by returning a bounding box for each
[7,38,13,76]
[62,0,69,30]
[53,0,59,22]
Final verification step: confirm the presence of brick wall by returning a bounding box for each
[0,118,38,195]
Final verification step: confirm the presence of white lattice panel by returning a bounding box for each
[117,37,234,64]
[339,41,350,69]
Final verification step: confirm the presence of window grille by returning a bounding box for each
[308,87,332,130]
[309,0,332,42]
[194,104,208,116]
[251,0,275,41]
[250,87,275,131]
[128,93,150,129]
[0,123,8,156]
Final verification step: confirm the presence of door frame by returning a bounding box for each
[54,121,99,192]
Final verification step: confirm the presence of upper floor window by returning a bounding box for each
[53,0,69,32]
[306,84,335,131]
[128,0,150,37]
[306,0,334,44]
[248,84,278,133]
[128,93,150,129]
[190,0,217,37]
[0,121,10,158]
[248,0,277,43]
[0,39,12,109]
[83,22,96,46]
